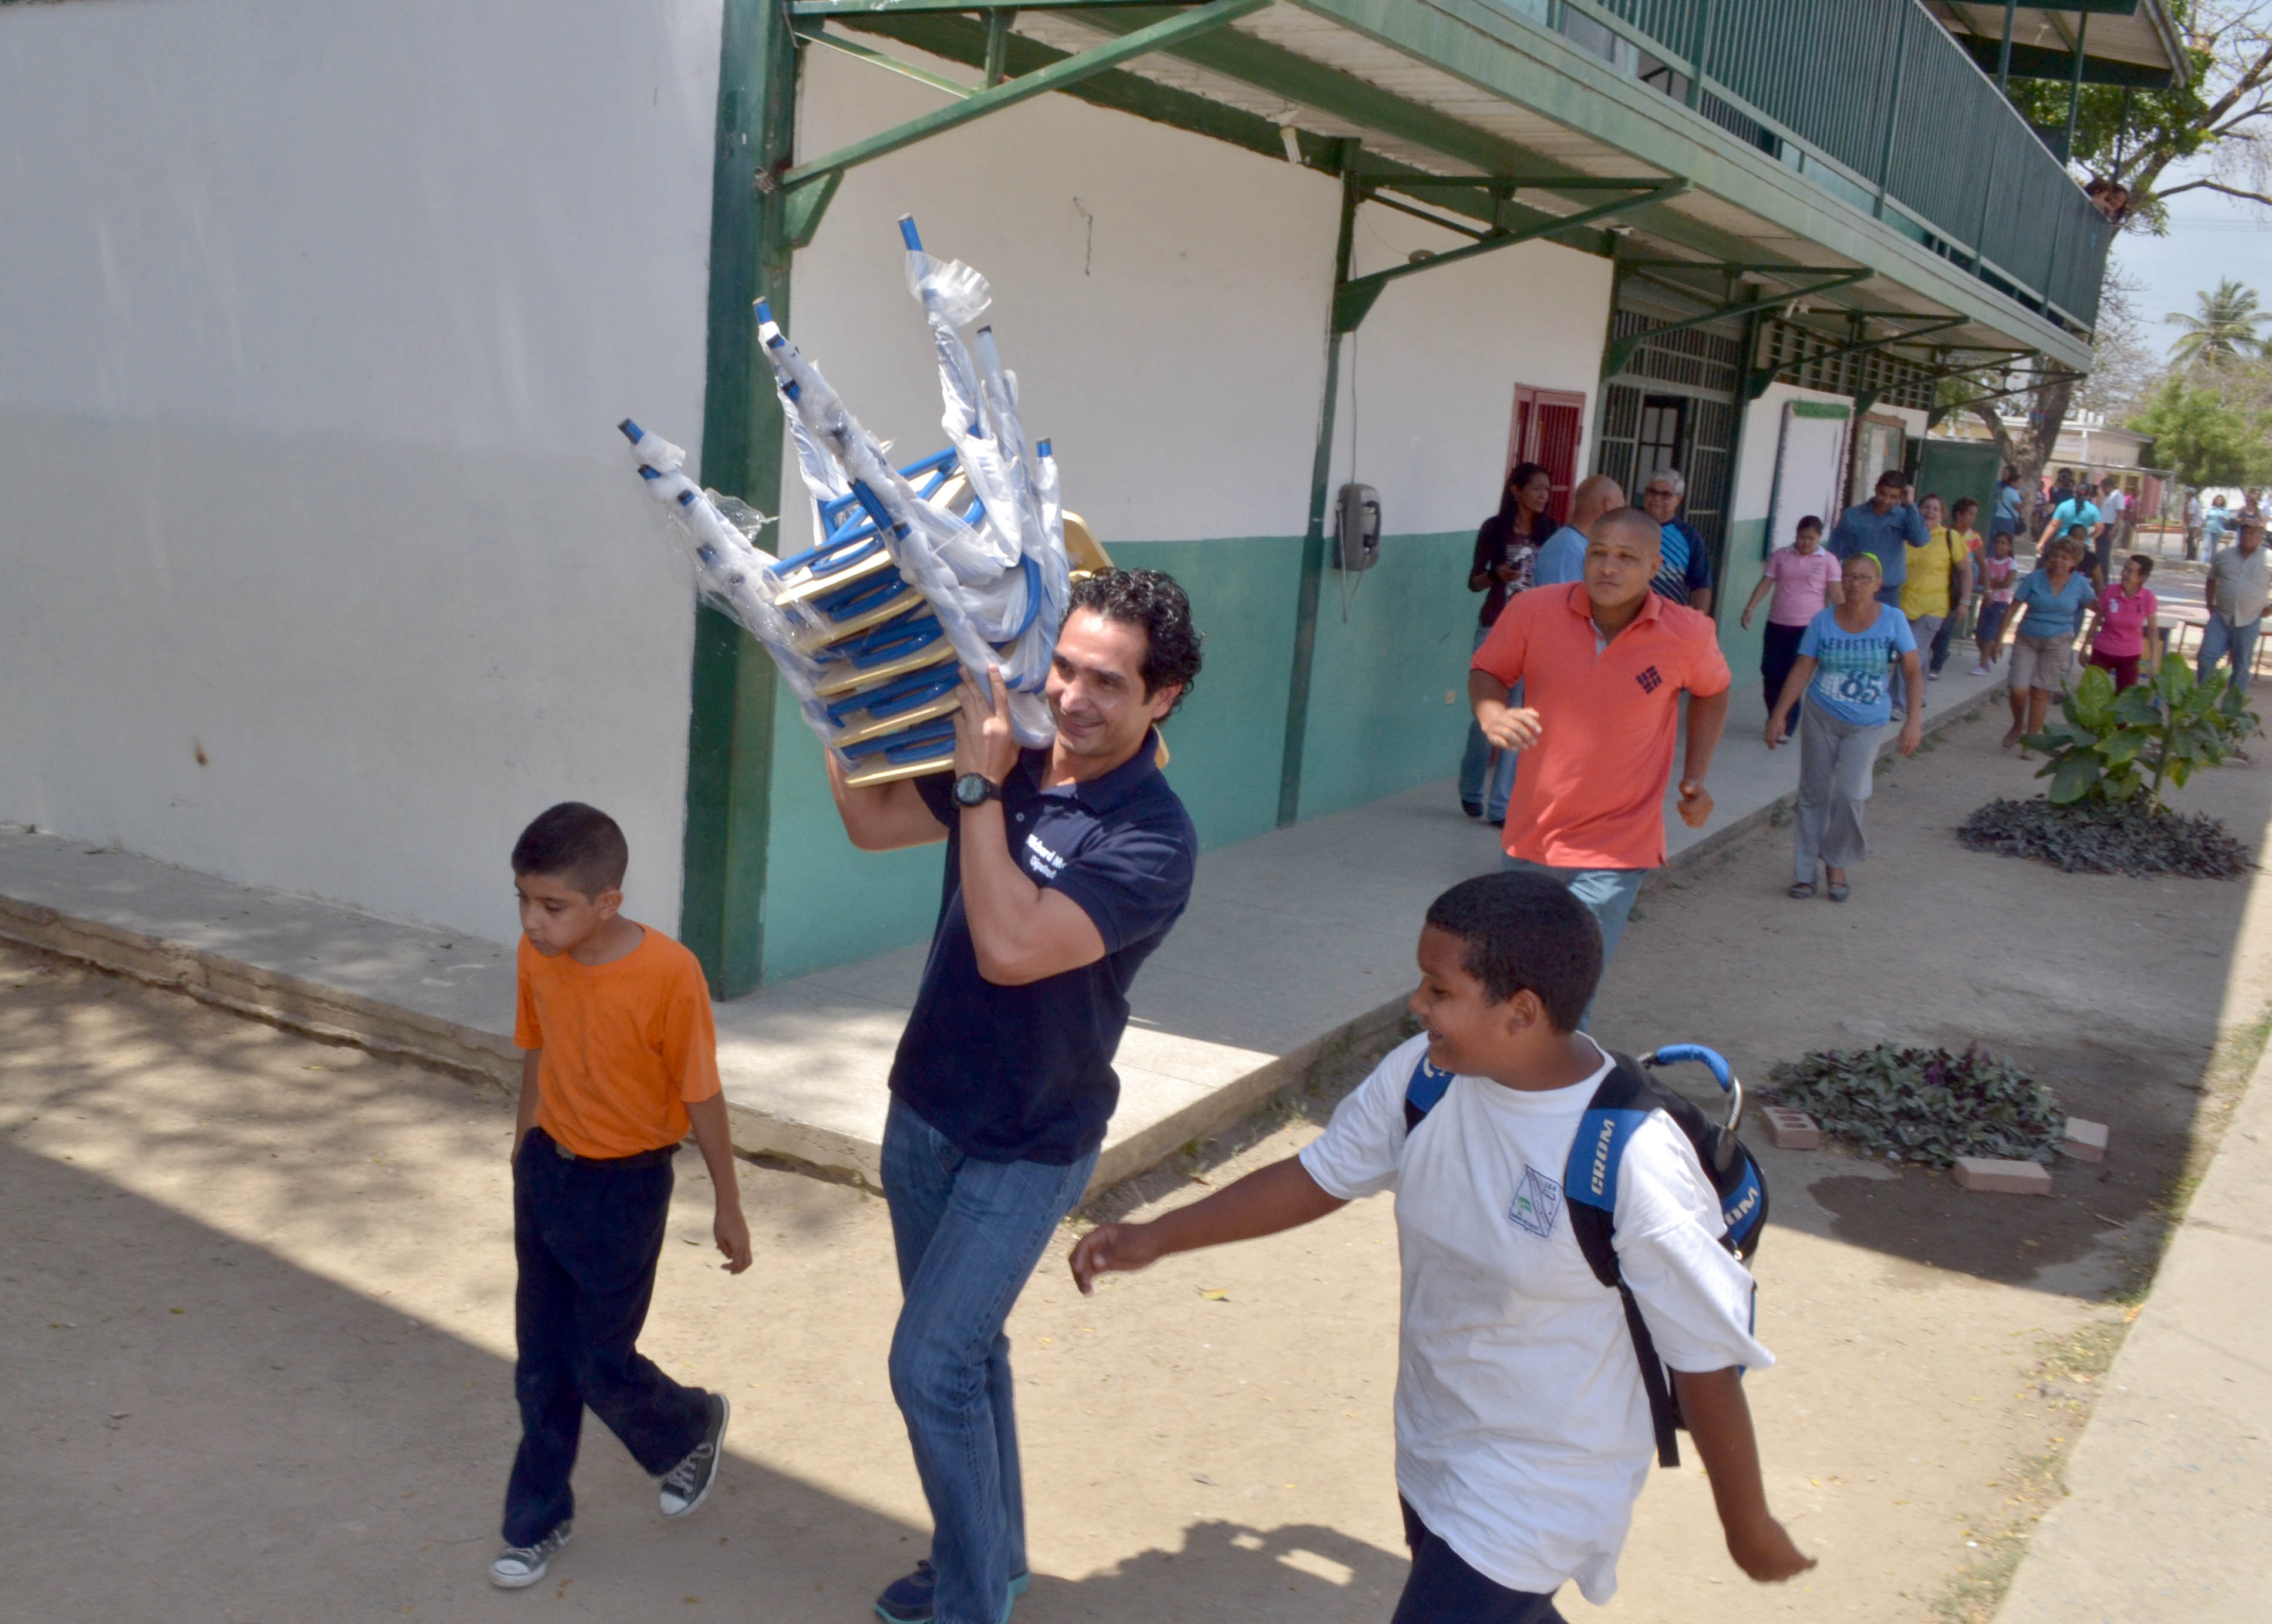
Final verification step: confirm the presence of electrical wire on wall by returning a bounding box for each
[1337,328,1366,622]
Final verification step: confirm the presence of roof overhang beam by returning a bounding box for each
[779,0,1269,208]
[1742,314,1970,400]
[1336,178,1688,333]
[1607,268,1870,380]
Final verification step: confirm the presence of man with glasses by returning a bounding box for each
[1639,469,1714,614]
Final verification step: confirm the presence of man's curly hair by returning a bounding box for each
[1066,568,1204,718]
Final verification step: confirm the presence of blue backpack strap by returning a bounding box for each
[1401,1049,1456,1134]
[1565,1052,1684,1469]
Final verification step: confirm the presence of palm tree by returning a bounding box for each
[2166,279,2268,365]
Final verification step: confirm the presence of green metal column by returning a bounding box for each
[2062,13,2090,162]
[1996,0,2016,93]
[1276,150,1361,829]
[680,0,799,998]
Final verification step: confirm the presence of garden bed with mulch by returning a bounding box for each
[1762,1043,2067,1168]
[1958,796,2253,880]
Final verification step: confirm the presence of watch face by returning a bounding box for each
[953,773,993,807]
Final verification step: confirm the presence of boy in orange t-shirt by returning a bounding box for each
[491,802,751,1591]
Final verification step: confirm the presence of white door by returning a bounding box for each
[1767,402,1851,557]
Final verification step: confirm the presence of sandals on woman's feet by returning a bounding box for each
[1788,881,1817,899]
[1826,880,1851,902]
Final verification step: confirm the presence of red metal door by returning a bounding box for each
[1509,385,1587,525]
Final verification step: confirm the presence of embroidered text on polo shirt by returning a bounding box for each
[1023,833,1067,879]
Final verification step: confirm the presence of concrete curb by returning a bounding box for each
[1990,1032,2272,1620]
[0,891,520,1093]
[0,682,2010,1191]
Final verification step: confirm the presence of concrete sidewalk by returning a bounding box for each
[0,663,2007,1190]
[1993,1046,2272,1624]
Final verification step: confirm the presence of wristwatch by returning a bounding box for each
[952,773,1002,809]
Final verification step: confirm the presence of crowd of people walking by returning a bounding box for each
[1455,453,2271,917]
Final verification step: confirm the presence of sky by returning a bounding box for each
[2115,179,2272,369]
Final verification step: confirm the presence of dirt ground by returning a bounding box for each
[5,706,2270,1624]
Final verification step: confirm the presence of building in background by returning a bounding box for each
[1,0,2177,993]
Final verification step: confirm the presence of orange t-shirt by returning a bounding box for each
[1472,582,1732,870]
[514,925,721,1159]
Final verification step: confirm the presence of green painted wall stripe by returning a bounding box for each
[682,0,798,998]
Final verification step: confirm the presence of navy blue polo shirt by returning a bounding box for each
[889,732,1197,1164]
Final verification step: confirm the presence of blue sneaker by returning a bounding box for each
[874,1561,1030,1623]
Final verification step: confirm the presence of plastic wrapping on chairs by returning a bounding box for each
[622,216,1073,786]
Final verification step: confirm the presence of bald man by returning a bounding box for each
[1469,507,1731,988]
[1533,474,1625,587]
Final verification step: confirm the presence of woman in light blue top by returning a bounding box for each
[1764,552,1923,902]
[2001,532,2096,747]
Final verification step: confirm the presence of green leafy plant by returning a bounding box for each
[2023,658,2258,806]
[1764,1045,2064,1169]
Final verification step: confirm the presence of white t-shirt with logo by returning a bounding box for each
[1298,1033,1773,1604]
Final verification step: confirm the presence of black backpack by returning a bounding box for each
[1402,1043,1767,1467]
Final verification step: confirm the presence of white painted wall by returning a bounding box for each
[784,46,1341,553]
[1328,208,1612,533]
[0,0,723,941]
[783,45,1610,553]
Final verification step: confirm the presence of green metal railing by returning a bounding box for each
[1575,0,2112,329]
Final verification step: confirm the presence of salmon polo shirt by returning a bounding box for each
[1472,582,1731,871]
[514,926,722,1159]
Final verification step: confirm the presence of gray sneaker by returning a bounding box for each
[490,1521,572,1589]
[659,1393,730,1518]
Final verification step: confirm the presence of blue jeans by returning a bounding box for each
[1459,627,1518,820]
[1502,858,1649,965]
[2197,614,2261,692]
[1391,1499,1565,1624]
[882,1098,1098,1624]
[503,1130,711,1545]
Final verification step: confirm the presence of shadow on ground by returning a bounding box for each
[1099,708,2272,1302]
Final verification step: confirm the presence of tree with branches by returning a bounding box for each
[2010,1,2272,217]
[1976,4,2272,517]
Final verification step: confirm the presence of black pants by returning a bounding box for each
[1391,1500,1565,1624]
[503,1128,711,1545]
[1760,620,1807,730]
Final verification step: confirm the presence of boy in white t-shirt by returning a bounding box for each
[1071,871,1812,1621]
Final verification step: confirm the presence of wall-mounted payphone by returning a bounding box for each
[1334,483,1380,571]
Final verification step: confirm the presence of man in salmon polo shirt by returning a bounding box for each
[1467,506,1731,972]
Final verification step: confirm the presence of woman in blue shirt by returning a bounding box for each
[2000,532,2096,747]
[1764,552,1923,902]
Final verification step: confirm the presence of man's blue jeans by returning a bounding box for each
[881,1097,1098,1624]
[1501,859,1649,964]
[1458,628,1518,820]
[2197,614,2261,693]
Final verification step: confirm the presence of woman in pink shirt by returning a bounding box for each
[1740,515,1843,735]
[2084,554,2160,690]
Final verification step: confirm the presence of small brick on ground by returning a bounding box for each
[1953,1156,2054,1195]
[2062,1118,2109,1163]
[1761,1106,1819,1150]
